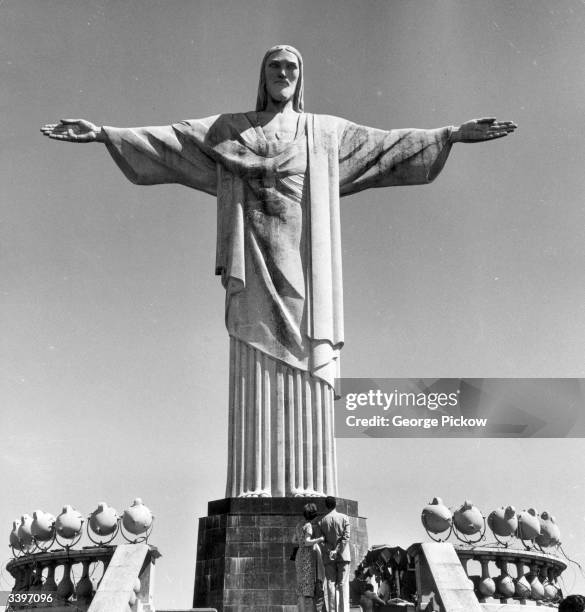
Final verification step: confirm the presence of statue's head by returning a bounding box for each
[256,44,304,112]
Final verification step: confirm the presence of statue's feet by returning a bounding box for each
[291,487,324,498]
[240,489,271,498]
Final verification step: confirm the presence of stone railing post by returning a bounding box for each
[454,545,565,607]
[6,546,117,610]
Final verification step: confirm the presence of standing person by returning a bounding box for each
[295,503,325,612]
[41,45,517,501]
[318,497,351,612]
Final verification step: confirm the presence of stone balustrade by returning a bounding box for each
[360,543,567,610]
[6,546,114,610]
[455,545,566,606]
[6,544,158,611]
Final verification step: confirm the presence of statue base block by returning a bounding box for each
[193,497,368,612]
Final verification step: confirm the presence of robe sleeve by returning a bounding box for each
[102,119,219,196]
[337,120,453,197]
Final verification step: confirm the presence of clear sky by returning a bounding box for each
[2,0,585,607]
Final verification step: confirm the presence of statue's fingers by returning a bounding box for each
[496,122,517,132]
[53,127,78,139]
[47,126,68,136]
[60,118,83,125]
[488,124,514,132]
[492,121,516,129]
[475,117,497,124]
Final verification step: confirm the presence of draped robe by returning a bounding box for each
[102,113,453,497]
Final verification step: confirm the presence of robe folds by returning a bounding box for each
[103,113,453,496]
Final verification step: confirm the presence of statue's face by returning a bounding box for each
[264,50,300,105]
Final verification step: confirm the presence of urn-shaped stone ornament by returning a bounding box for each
[421,497,452,534]
[17,514,34,546]
[478,561,496,598]
[453,500,484,535]
[31,510,56,541]
[515,573,531,598]
[517,508,540,541]
[543,579,558,601]
[89,502,118,536]
[55,505,84,539]
[529,571,545,600]
[9,520,20,548]
[478,576,496,598]
[496,574,516,598]
[535,511,560,548]
[487,505,518,537]
[495,559,516,598]
[122,498,153,535]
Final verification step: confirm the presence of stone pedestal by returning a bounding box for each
[193,497,368,612]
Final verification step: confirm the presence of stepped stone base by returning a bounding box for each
[193,497,368,612]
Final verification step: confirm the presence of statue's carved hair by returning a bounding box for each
[256,44,304,112]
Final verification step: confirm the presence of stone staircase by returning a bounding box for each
[413,542,484,612]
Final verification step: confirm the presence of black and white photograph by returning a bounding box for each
[2,1,585,611]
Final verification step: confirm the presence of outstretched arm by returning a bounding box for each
[337,114,518,196]
[450,117,517,143]
[41,119,105,143]
[40,118,218,195]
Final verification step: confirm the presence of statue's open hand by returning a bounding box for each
[40,119,103,143]
[452,117,517,143]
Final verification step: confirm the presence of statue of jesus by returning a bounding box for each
[41,45,516,499]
